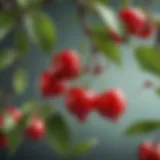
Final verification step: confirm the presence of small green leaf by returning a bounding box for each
[92,25,121,64]
[25,12,56,52]
[122,0,131,8]
[21,100,38,114]
[7,128,22,155]
[0,12,14,41]
[135,46,160,77]
[155,87,160,96]
[94,2,123,36]
[13,68,28,95]
[14,30,28,56]
[46,114,71,154]
[40,104,53,119]
[125,120,160,136]
[152,14,160,26]
[2,114,16,134]
[0,50,17,70]
[69,138,98,158]
[17,0,41,8]
[7,115,28,155]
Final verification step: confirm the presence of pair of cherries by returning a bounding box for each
[66,87,127,123]
[39,49,81,97]
[110,7,156,43]
[0,107,45,148]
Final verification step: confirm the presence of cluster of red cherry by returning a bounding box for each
[138,141,160,160]
[110,7,156,43]
[39,49,127,122]
[0,107,45,148]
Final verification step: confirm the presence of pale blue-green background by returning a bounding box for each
[1,0,160,160]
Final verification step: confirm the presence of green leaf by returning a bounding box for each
[7,115,28,154]
[13,68,28,95]
[92,25,121,64]
[7,127,22,155]
[17,0,41,8]
[14,30,28,56]
[0,50,17,70]
[69,138,98,158]
[122,0,131,8]
[152,14,160,26]
[94,2,123,36]
[155,87,160,96]
[21,100,38,114]
[25,12,56,52]
[46,114,71,155]
[40,104,53,119]
[2,114,16,134]
[0,12,14,41]
[125,120,160,136]
[135,46,160,77]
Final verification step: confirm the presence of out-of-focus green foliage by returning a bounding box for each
[125,120,160,136]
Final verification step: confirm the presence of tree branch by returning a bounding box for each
[74,0,98,54]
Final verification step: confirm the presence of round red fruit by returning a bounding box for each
[138,141,160,160]
[39,70,68,97]
[25,117,45,140]
[119,8,147,35]
[8,107,22,122]
[96,89,127,122]
[51,49,81,80]
[0,134,8,148]
[66,87,95,123]
[138,22,156,39]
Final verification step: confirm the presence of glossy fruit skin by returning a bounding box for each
[8,107,22,122]
[50,49,81,80]
[138,22,156,39]
[119,8,147,35]
[138,141,160,160]
[95,89,127,122]
[66,87,95,122]
[25,117,45,140]
[39,70,68,97]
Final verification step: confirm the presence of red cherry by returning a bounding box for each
[119,8,147,35]
[25,117,45,140]
[66,87,96,123]
[0,134,8,148]
[138,141,160,160]
[96,89,127,122]
[50,49,81,80]
[138,22,156,39]
[108,30,124,43]
[8,107,22,122]
[39,70,68,97]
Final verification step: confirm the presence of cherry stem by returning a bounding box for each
[74,0,101,77]
[74,0,98,53]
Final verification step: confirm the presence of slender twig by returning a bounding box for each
[74,0,98,55]
[75,0,92,36]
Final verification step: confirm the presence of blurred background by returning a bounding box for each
[0,0,160,160]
